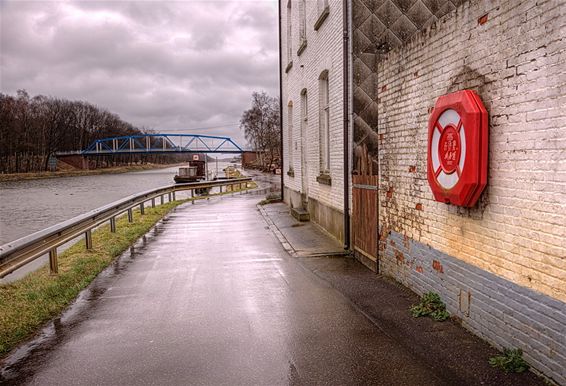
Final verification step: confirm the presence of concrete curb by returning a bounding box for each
[258,203,350,259]
[257,204,298,257]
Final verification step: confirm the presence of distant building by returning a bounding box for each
[280,1,566,383]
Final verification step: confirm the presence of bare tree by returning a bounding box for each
[239,91,280,171]
[0,90,187,173]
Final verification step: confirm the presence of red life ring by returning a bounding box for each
[427,90,488,207]
[431,108,466,190]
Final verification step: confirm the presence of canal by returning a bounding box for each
[0,162,236,246]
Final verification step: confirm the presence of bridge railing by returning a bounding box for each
[0,177,252,279]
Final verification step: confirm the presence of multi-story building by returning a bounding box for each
[280,1,565,384]
[281,0,347,242]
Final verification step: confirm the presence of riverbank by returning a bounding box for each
[0,201,184,357]
[0,181,257,358]
[0,163,182,183]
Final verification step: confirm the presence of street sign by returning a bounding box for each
[48,156,57,172]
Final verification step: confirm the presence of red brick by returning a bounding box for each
[432,260,444,273]
[395,250,404,264]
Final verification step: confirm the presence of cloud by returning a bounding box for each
[0,0,279,147]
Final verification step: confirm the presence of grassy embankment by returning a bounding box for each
[0,181,257,358]
[0,163,181,183]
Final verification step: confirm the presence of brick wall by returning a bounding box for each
[281,0,345,214]
[372,0,565,383]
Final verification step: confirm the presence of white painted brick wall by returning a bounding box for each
[377,0,566,304]
[281,0,345,212]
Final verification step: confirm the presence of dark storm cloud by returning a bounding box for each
[0,0,279,146]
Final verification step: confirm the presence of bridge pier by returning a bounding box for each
[56,154,90,170]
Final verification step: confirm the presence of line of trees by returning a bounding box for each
[0,90,181,174]
[239,91,281,171]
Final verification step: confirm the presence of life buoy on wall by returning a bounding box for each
[427,90,488,207]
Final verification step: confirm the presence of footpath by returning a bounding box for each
[259,202,544,386]
[0,186,544,385]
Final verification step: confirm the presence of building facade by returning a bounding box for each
[281,0,347,242]
[280,1,565,384]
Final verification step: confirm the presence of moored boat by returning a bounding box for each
[174,166,202,183]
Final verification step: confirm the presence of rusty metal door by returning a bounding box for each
[352,175,378,263]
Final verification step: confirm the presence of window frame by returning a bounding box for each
[287,100,294,176]
[297,0,307,55]
[286,0,293,70]
[318,71,330,176]
[314,0,330,31]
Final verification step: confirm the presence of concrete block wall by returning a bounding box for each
[281,0,346,218]
[375,0,566,383]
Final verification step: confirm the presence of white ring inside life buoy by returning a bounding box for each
[431,109,466,190]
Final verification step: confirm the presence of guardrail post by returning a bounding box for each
[172,191,176,201]
[220,186,223,193]
[168,192,172,202]
[128,208,133,223]
[85,230,93,249]
[160,195,164,205]
[110,217,116,232]
[140,202,145,215]
[191,189,194,198]
[49,248,58,275]
[151,198,155,208]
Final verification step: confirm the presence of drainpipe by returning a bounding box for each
[278,0,285,202]
[342,0,350,250]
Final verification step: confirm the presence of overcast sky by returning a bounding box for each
[0,0,279,147]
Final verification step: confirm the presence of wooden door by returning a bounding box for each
[352,175,378,263]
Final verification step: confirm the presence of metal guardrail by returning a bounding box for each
[0,177,252,279]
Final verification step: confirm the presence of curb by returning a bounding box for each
[258,204,350,259]
[257,204,298,257]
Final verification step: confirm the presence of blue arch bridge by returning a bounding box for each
[53,134,245,169]
[80,133,243,155]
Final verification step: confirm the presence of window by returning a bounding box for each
[300,89,308,137]
[286,0,292,65]
[314,0,330,31]
[300,89,308,190]
[317,0,328,14]
[287,101,294,173]
[297,0,307,55]
[319,71,330,174]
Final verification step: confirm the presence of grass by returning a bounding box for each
[489,348,530,373]
[0,201,187,357]
[0,180,259,358]
[258,193,282,205]
[410,292,450,321]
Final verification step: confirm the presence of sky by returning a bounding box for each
[0,0,279,148]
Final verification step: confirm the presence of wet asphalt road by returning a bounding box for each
[3,191,451,385]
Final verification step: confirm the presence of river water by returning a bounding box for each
[0,162,235,245]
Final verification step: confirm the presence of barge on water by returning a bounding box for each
[173,154,206,183]
[173,166,202,183]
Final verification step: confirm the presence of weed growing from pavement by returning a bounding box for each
[258,193,282,205]
[410,292,450,321]
[489,348,530,373]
